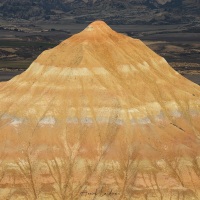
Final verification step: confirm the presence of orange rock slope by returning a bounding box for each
[0,21,200,199]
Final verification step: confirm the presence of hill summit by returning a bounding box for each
[0,21,200,199]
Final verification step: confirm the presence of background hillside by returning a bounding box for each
[0,0,199,24]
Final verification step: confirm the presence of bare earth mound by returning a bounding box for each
[0,21,200,200]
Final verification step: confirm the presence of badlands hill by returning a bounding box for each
[0,21,200,199]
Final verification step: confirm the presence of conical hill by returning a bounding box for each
[0,21,200,199]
